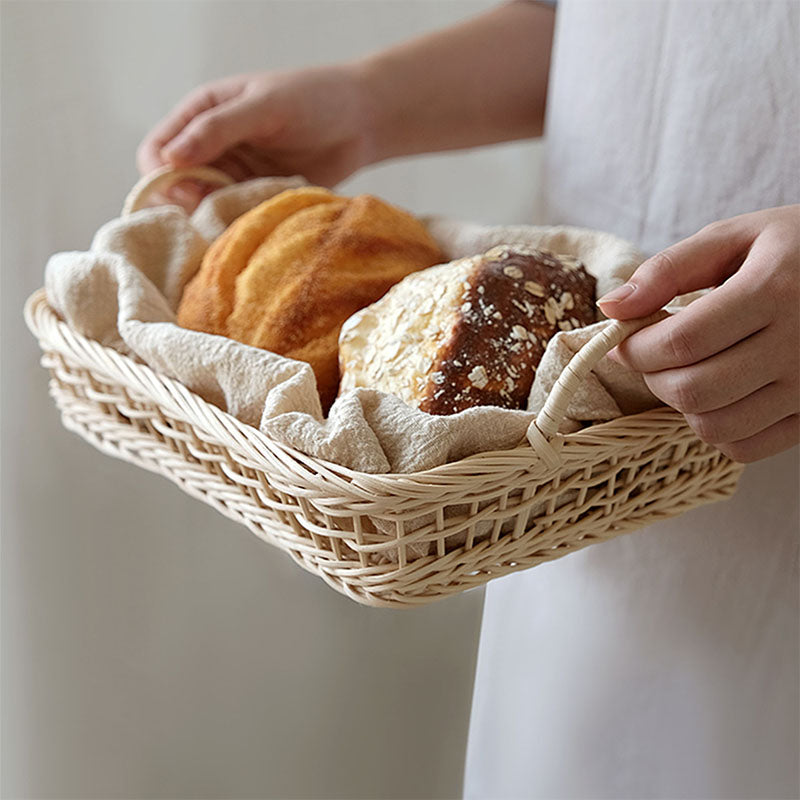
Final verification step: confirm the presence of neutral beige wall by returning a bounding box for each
[1,1,543,797]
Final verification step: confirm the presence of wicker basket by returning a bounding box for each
[24,170,744,607]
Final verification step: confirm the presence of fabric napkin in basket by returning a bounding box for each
[45,176,660,475]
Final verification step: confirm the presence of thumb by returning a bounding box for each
[160,97,260,167]
[596,221,755,320]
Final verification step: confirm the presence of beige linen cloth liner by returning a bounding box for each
[45,176,681,476]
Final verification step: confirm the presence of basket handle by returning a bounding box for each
[121,165,236,217]
[526,312,666,464]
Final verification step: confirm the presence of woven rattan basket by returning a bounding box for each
[24,170,744,607]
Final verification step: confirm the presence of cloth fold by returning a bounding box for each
[45,177,664,474]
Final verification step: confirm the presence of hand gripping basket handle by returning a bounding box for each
[122,165,236,216]
[527,312,666,466]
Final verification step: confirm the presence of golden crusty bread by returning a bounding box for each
[176,186,445,410]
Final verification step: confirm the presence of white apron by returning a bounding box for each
[464,2,800,798]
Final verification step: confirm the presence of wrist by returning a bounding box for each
[344,56,392,167]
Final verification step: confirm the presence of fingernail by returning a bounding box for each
[597,282,636,306]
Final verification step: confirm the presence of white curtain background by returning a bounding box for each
[1,1,544,797]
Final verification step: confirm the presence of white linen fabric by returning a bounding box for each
[465,2,800,799]
[44,179,651,474]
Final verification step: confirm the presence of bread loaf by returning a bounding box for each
[176,187,445,410]
[338,245,597,414]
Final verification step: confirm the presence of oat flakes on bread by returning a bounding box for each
[338,245,597,414]
[177,186,445,410]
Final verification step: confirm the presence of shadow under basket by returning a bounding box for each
[24,287,743,608]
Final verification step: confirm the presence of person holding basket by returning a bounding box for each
[138,1,799,796]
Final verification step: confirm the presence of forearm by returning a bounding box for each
[349,1,555,165]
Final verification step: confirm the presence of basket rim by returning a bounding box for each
[25,287,686,483]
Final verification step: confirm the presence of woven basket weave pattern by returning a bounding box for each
[27,290,743,607]
[28,169,744,607]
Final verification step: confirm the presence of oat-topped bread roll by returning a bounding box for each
[338,245,597,414]
[177,186,444,410]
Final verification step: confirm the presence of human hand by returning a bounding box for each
[136,65,373,208]
[136,1,555,211]
[597,205,800,463]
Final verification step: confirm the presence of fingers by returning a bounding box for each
[156,96,259,168]
[609,273,772,373]
[645,339,799,462]
[211,143,291,182]
[716,414,800,463]
[163,177,231,213]
[159,144,286,210]
[637,322,799,461]
[597,218,756,320]
[136,78,246,174]
[137,85,228,174]
[641,327,778,414]
[684,381,798,446]
[597,206,799,464]
[608,224,789,372]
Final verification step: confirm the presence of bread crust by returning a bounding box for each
[338,245,597,414]
[176,187,445,410]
